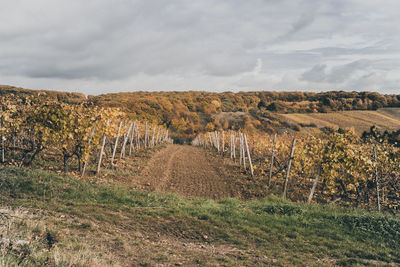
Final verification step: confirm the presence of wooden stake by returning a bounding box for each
[233,133,236,159]
[151,126,156,147]
[81,126,96,177]
[136,125,140,149]
[307,166,321,204]
[244,134,254,177]
[240,133,246,169]
[156,128,160,145]
[129,121,136,156]
[216,132,220,152]
[97,120,109,174]
[282,137,296,200]
[120,122,133,159]
[230,133,233,159]
[145,122,148,148]
[111,121,123,165]
[222,131,225,153]
[268,134,277,187]
[239,133,243,167]
[374,146,381,212]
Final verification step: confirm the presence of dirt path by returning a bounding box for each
[135,144,245,199]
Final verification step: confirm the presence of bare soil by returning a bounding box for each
[134,144,249,199]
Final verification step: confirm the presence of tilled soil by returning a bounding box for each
[135,144,246,199]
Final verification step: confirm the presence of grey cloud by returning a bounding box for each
[301,60,372,84]
[276,9,317,42]
[301,64,327,83]
[0,0,399,93]
[327,59,370,83]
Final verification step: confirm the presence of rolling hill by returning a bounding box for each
[280,108,400,134]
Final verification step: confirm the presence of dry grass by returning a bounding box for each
[281,108,400,134]
[0,207,115,266]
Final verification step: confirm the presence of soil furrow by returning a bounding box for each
[136,144,243,199]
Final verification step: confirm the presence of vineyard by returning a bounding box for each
[193,129,400,212]
[1,93,400,266]
[1,92,399,212]
[0,95,172,177]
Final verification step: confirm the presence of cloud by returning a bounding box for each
[301,59,375,84]
[0,0,399,94]
[327,59,371,83]
[301,64,327,83]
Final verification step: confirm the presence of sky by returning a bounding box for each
[1,0,400,95]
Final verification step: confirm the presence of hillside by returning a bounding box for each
[281,108,400,134]
[90,90,400,139]
[0,85,86,104]
[2,85,400,139]
[1,85,400,265]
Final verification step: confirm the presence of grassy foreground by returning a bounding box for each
[0,167,399,266]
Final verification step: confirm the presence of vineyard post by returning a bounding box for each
[156,128,160,145]
[233,132,236,159]
[111,120,123,165]
[307,166,321,204]
[215,132,218,150]
[81,126,96,177]
[244,134,254,177]
[282,137,296,200]
[212,132,214,149]
[136,125,140,149]
[97,120,109,174]
[239,132,243,167]
[241,133,246,169]
[120,122,133,159]
[129,121,136,156]
[217,131,220,152]
[160,128,163,143]
[230,132,233,159]
[151,126,156,147]
[120,121,128,157]
[222,131,225,154]
[268,134,277,187]
[145,122,148,148]
[208,132,212,150]
[215,131,218,150]
[373,146,381,212]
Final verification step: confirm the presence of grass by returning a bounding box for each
[1,166,399,266]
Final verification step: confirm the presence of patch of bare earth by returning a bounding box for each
[135,144,251,199]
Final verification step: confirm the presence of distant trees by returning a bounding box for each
[3,85,399,141]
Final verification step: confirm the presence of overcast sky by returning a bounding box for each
[1,0,399,95]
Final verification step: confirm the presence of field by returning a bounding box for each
[1,146,400,266]
[281,108,400,134]
[1,90,400,266]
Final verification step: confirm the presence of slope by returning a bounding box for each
[281,108,400,134]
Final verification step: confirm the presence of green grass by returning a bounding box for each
[1,166,399,266]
